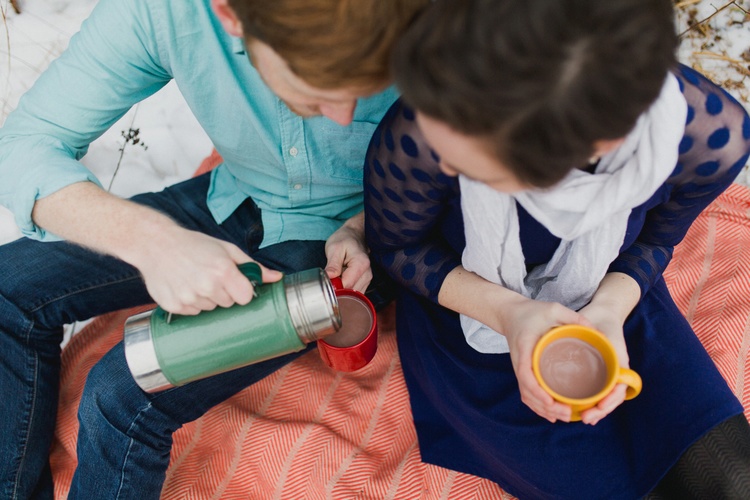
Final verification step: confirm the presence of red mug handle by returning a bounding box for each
[330,276,343,290]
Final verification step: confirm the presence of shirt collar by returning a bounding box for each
[231,36,246,55]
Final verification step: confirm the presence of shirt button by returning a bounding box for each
[293,183,303,190]
[289,147,299,157]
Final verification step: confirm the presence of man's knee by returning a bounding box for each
[78,344,156,436]
[0,281,65,353]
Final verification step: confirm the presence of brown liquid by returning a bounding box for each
[539,338,608,399]
[323,296,373,347]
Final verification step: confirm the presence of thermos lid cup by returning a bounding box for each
[318,277,378,372]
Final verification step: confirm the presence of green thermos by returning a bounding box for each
[123,263,341,393]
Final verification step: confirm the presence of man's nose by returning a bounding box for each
[319,101,356,126]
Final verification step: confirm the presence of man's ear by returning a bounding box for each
[211,0,243,37]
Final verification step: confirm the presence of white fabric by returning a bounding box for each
[459,75,687,353]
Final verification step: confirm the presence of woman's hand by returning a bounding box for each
[500,296,594,423]
[437,267,593,423]
[324,211,372,292]
[575,302,629,425]
[575,272,641,425]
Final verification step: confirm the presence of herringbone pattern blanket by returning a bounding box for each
[49,154,750,498]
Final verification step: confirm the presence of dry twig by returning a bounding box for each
[10,0,20,15]
[679,1,743,38]
[675,0,703,8]
[693,50,750,77]
[107,105,147,192]
[2,2,12,96]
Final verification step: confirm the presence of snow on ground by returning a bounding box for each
[0,0,213,245]
[676,0,750,185]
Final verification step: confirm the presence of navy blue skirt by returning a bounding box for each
[396,277,743,500]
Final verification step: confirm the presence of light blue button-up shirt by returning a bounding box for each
[0,0,398,246]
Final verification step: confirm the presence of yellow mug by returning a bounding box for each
[531,325,642,422]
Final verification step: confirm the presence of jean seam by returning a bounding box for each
[116,402,153,500]
[10,319,37,500]
[29,275,142,313]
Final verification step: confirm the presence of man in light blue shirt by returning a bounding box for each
[0,0,428,497]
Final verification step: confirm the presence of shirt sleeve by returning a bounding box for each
[608,64,750,296]
[0,0,171,241]
[364,101,462,303]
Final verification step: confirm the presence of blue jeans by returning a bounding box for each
[0,173,327,499]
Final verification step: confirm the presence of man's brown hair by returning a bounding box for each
[228,0,429,89]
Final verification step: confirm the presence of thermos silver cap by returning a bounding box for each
[285,268,341,343]
[123,310,174,392]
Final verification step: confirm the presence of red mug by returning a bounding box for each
[318,277,378,372]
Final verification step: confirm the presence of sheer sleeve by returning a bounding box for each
[364,101,462,303]
[608,64,750,295]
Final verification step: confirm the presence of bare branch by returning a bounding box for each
[679,1,739,38]
[675,0,703,8]
[693,50,750,77]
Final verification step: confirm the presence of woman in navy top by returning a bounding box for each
[365,0,750,498]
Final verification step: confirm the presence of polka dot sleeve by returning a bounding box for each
[608,64,750,295]
[364,101,462,302]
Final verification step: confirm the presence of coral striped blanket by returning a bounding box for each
[50,153,750,498]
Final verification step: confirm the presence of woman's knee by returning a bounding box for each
[649,414,750,499]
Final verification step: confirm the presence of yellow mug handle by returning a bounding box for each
[616,368,643,400]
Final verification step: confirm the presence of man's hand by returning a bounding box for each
[31,181,282,314]
[131,225,281,315]
[324,211,371,292]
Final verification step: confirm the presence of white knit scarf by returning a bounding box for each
[459,75,687,353]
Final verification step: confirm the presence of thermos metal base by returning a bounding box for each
[124,310,174,392]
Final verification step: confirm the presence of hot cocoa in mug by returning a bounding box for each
[538,337,609,399]
[323,295,374,348]
[318,278,378,372]
[532,325,642,421]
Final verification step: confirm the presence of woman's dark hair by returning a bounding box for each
[393,0,678,187]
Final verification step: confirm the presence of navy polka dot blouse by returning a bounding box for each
[364,65,750,303]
